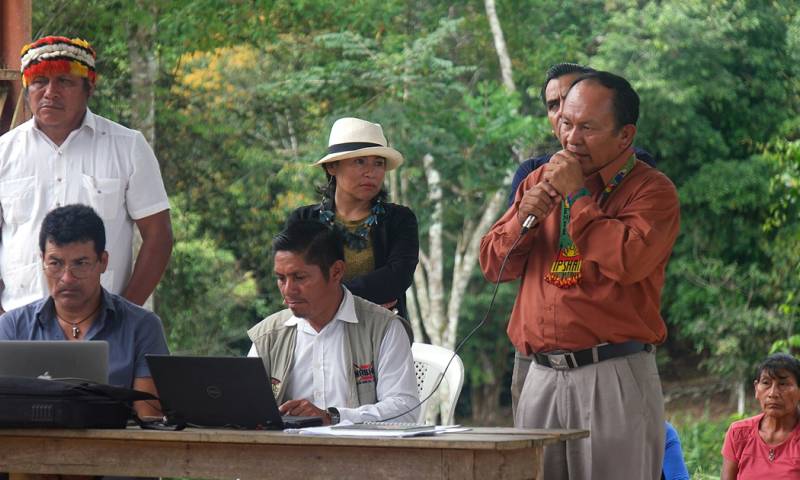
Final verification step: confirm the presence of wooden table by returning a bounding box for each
[0,426,587,479]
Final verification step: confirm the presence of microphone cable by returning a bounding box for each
[378,223,531,423]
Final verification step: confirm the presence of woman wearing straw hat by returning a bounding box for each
[289,117,419,321]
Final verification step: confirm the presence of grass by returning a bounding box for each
[670,410,750,479]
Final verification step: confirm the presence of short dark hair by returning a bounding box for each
[755,353,800,385]
[539,63,595,107]
[272,219,344,280]
[39,204,106,256]
[571,70,640,128]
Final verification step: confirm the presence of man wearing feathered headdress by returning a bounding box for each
[0,36,173,314]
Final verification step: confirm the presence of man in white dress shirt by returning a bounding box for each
[0,36,172,314]
[247,219,418,425]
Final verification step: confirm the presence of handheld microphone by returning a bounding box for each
[520,214,537,234]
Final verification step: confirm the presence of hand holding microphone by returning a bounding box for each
[542,150,585,198]
[517,178,561,234]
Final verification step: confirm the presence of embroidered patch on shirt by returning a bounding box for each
[353,363,375,385]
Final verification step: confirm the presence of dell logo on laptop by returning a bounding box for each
[206,385,222,399]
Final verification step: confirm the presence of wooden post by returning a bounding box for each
[0,0,32,134]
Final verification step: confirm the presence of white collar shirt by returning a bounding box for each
[0,109,170,310]
[249,287,419,423]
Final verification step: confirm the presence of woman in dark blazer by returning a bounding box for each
[289,117,419,320]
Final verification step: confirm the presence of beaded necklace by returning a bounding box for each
[544,155,636,288]
[320,200,385,250]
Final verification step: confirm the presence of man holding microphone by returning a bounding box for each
[480,71,680,479]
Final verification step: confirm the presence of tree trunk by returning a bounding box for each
[129,2,157,147]
[484,0,516,92]
[420,153,446,346]
[128,2,158,311]
[444,187,506,348]
[737,379,746,415]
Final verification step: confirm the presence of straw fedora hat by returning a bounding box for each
[313,117,404,171]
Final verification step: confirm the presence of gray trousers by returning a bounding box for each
[511,351,532,418]
[515,350,665,480]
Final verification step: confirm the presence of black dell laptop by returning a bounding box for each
[145,355,323,430]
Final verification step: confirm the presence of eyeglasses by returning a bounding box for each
[42,259,99,279]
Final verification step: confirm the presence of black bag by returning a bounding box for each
[0,376,156,428]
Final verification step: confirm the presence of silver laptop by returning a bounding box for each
[0,340,109,383]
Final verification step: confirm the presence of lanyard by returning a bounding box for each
[545,155,636,288]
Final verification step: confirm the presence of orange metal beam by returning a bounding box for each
[1,0,32,133]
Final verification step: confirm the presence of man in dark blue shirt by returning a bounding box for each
[0,205,169,417]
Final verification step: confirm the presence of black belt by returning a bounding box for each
[533,341,652,370]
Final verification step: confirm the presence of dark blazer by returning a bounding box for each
[288,202,420,320]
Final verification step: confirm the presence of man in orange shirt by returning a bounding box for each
[479,71,680,479]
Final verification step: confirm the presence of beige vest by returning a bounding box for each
[247,294,412,407]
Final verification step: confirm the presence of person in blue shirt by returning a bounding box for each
[663,421,690,480]
[0,204,169,417]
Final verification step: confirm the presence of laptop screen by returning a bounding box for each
[146,355,289,429]
[0,340,109,383]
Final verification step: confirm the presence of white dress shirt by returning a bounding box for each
[0,109,170,310]
[248,288,419,423]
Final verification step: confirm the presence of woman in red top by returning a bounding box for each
[722,353,800,479]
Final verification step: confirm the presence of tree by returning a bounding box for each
[594,0,798,183]
[156,196,265,355]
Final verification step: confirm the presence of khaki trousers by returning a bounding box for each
[515,350,664,480]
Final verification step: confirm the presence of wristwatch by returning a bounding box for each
[327,407,340,425]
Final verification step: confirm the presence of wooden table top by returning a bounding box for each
[0,426,589,479]
[0,425,588,449]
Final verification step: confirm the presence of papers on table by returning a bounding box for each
[331,422,436,433]
[284,421,470,437]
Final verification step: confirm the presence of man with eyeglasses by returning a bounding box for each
[0,204,169,417]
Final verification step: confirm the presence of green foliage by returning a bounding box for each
[764,139,800,232]
[159,40,323,287]
[155,196,267,355]
[664,155,799,383]
[667,258,790,380]
[594,0,798,183]
[676,158,776,263]
[457,277,517,387]
[672,412,747,480]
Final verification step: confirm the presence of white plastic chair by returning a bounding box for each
[411,342,464,425]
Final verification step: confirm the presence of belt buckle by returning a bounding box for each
[547,352,573,370]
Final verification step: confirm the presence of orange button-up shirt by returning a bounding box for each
[479,150,680,354]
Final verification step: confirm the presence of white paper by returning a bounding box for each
[284,423,470,437]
